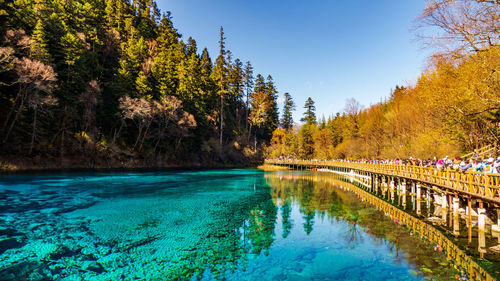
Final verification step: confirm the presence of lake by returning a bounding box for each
[0,169,472,280]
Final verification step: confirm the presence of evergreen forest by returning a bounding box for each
[0,0,280,168]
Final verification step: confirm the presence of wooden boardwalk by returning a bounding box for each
[265,159,500,205]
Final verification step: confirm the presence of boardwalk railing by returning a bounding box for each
[461,144,497,160]
[265,159,500,203]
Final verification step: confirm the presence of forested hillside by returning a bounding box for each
[267,0,499,160]
[0,0,280,169]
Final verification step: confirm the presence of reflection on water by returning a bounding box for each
[265,172,467,280]
[273,171,500,280]
[365,175,500,278]
[0,169,487,280]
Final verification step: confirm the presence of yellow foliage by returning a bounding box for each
[75,131,92,143]
[265,47,499,159]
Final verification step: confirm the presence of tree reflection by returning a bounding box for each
[281,202,293,238]
[303,212,315,235]
[345,222,363,248]
[167,177,278,281]
[247,201,277,256]
[264,171,468,280]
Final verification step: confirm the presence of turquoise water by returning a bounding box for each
[0,169,461,280]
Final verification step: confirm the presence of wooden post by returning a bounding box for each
[468,197,472,244]
[478,200,485,231]
[479,225,486,259]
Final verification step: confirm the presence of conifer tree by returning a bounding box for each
[178,51,203,114]
[301,97,316,125]
[299,124,314,158]
[118,35,148,95]
[253,74,266,93]
[31,19,51,62]
[281,92,295,130]
[265,75,279,134]
[244,61,253,130]
[156,13,179,50]
[211,26,228,146]
[186,37,197,56]
[248,74,279,142]
[199,47,213,93]
[230,58,244,102]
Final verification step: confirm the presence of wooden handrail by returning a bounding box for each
[265,159,500,203]
[461,144,496,159]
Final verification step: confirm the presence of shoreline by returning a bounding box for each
[0,157,261,175]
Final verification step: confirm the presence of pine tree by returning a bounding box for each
[265,75,279,134]
[248,74,279,142]
[178,51,203,113]
[105,0,116,28]
[281,92,295,130]
[229,58,244,102]
[31,19,51,62]
[253,74,266,93]
[186,37,197,56]
[136,70,152,98]
[157,13,179,50]
[151,44,181,97]
[299,124,314,158]
[105,0,128,31]
[244,61,253,130]
[118,35,149,96]
[200,47,213,93]
[211,26,229,146]
[301,97,316,125]
[134,0,159,39]
[60,32,84,67]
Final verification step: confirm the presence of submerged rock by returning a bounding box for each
[82,261,106,273]
[0,237,23,254]
[0,261,38,281]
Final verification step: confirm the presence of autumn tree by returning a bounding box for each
[414,0,500,53]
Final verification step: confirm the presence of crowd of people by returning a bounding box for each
[273,149,500,174]
[355,155,500,174]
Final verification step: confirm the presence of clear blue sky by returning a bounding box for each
[158,0,430,123]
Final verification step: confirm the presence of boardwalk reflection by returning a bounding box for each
[265,171,500,281]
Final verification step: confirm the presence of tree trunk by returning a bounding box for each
[29,107,37,155]
[154,126,166,153]
[133,124,143,151]
[175,135,183,152]
[3,92,25,144]
[220,94,223,146]
[2,90,21,132]
[248,123,253,143]
[139,119,153,152]
[60,107,66,162]
[112,121,124,146]
[245,90,249,131]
